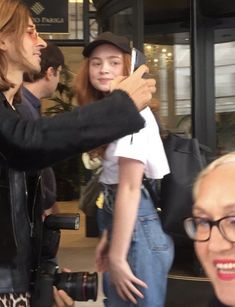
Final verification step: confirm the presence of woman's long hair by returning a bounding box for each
[75,51,131,158]
[75,53,131,106]
[0,0,30,91]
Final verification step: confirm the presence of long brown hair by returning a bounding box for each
[0,0,30,91]
[75,50,131,158]
[76,53,131,106]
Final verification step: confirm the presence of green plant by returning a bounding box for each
[43,66,85,201]
[44,66,75,116]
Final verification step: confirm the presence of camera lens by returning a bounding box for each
[54,272,98,301]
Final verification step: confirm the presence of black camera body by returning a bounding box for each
[31,214,98,307]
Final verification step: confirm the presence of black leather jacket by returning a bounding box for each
[0,169,39,293]
[0,91,144,293]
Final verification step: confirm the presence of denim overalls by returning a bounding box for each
[102,184,174,307]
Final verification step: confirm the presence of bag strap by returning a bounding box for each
[142,176,160,207]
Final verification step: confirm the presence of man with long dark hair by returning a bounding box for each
[0,0,156,305]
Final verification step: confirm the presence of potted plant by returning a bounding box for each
[43,66,86,201]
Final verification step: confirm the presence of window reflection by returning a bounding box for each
[109,8,133,37]
[215,42,235,154]
[144,43,191,136]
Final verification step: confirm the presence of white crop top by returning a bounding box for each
[99,107,170,184]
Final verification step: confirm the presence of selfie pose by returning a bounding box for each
[0,0,157,305]
[76,32,174,307]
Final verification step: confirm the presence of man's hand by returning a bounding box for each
[53,287,74,307]
[110,65,156,111]
[53,268,74,307]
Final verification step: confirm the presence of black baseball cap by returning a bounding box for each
[83,32,131,57]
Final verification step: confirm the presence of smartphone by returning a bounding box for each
[130,48,146,74]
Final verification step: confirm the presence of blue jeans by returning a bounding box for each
[97,207,109,306]
[103,186,174,307]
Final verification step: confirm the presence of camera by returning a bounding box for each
[32,260,98,307]
[31,214,98,307]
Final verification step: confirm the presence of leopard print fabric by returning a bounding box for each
[0,293,30,307]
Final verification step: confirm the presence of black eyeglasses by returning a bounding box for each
[184,216,235,243]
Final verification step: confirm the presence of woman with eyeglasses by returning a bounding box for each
[0,0,157,305]
[184,152,235,307]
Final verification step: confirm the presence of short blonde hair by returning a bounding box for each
[193,151,235,200]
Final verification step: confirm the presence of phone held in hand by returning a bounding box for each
[130,47,152,79]
[130,48,146,74]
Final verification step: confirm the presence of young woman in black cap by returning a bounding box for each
[76,32,174,307]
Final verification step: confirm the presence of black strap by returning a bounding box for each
[142,176,160,207]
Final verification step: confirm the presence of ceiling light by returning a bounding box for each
[69,0,83,3]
